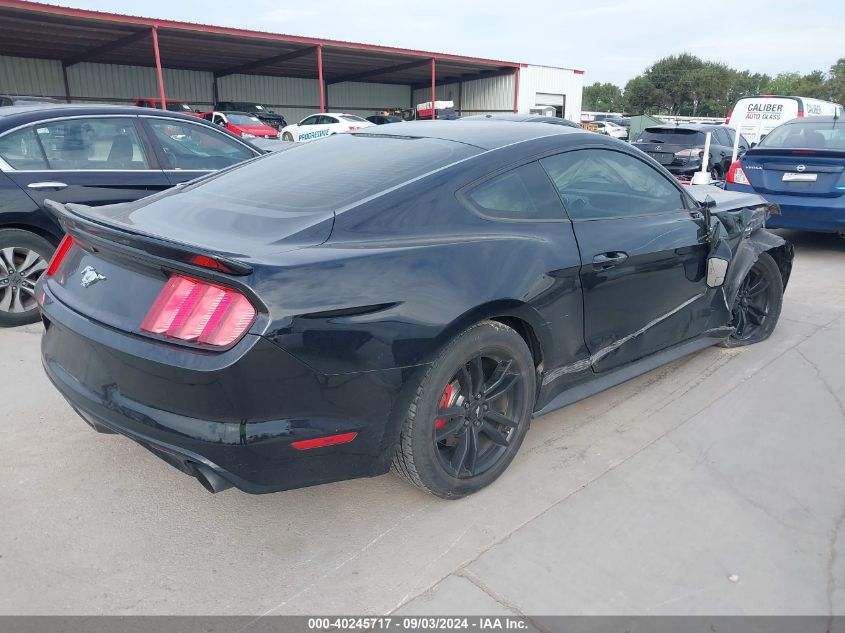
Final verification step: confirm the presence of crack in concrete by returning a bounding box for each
[794,348,845,423]
[455,568,554,633]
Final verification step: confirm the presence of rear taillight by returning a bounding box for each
[725,110,732,125]
[675,148,705,159]
[140,274,256,347]
[46,234,75,277]
[726,161,750,185]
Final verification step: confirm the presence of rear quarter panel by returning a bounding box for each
[255,155,589,379]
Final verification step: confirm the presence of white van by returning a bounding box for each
[727,95,844,145]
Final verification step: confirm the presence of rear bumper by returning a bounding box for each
[39,285,424,494]
[724,183,845,233]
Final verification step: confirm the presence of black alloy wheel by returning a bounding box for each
[393,320,535,498]
[433,353,524,479]
[720,252,783,347]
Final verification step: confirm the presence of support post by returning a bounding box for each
[317,44,325,113]
[61,62,71,103]
[430,57,436,119]
[151,26,167,110]
[513,67,520,114]
[457,80,463,115]
[212,75,219,107]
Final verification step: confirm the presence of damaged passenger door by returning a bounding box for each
[540,148,711,373]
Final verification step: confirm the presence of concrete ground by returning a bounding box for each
[1,229,843,617]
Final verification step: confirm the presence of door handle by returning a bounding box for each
[27,182,68,190]
[592,251,628,269]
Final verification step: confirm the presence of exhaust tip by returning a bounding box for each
[190,463,233,493]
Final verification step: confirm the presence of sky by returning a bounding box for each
[39,0,845,86]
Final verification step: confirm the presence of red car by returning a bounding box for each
[133,98,203,117]
[202,111,279,139]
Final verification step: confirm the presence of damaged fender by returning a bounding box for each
[711,201,794,308]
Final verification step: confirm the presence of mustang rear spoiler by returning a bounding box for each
[43,199,253,276]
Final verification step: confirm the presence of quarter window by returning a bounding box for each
[466,162,566,221]
[540,149,685,219]
[146,119,254,171]
[0,127,48,169]
[33,118,150,170]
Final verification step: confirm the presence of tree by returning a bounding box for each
[623,76,661,115]
[582,82,624,112]
[763,72,802,96]
[827,58,845,104]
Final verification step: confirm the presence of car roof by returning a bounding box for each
[645,123,720,132]
[0,103,221,130]
[355,119,581,150]
[780,115,842,126]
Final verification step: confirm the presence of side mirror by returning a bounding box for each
[706,237,732,288]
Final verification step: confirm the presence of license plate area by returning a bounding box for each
[783,172,817,182]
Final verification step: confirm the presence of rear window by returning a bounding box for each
[340,115,368,123]
[182,133,479,211]
[758,122,845,150]
[636,128,706,146]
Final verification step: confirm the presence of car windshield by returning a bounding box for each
[167,102,194,112]
[228,114,264,126]
[636,128,706,146]
[182,133,479,212]
[341,115,368,123]
[758,122,845,150]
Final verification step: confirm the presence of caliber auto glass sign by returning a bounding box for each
[745,102,784,121]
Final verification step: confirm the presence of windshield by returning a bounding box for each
[340,115,368,123]
[228,114,264,126]
[758,122,845,150]
[167,102,195,112]
[636,129,706,146]
[182,133,479,212]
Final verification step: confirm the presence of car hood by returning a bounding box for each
[55,182,334,258]
[234,124,278,136]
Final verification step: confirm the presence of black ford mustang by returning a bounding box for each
[37,121,793,499]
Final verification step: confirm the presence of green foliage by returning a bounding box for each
[609,54,843,117]
[582,82,624,112]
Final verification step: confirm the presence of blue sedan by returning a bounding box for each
[725,115,845,236]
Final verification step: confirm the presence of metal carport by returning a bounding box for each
[0,0,521,117]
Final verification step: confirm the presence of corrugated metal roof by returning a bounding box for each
[0,0,521,87]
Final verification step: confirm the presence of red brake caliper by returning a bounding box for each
[435,383,455,430]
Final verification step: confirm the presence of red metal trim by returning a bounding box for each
[150,26,166,109]
[430,58,436,120]
[317,44,325,113]
[573,69,585,75]
[0,0,521,68]
[513,66,520,113]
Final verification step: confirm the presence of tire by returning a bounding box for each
[710,166,722,181]
[282,132,294,141]
[718,252,783,348]
[392,320,536,499]
[0,229,55,327]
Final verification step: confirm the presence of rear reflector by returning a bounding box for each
[140,274,256,347]
[291,432,358,450]
[46,235,75,277]
[726,161,750,186]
